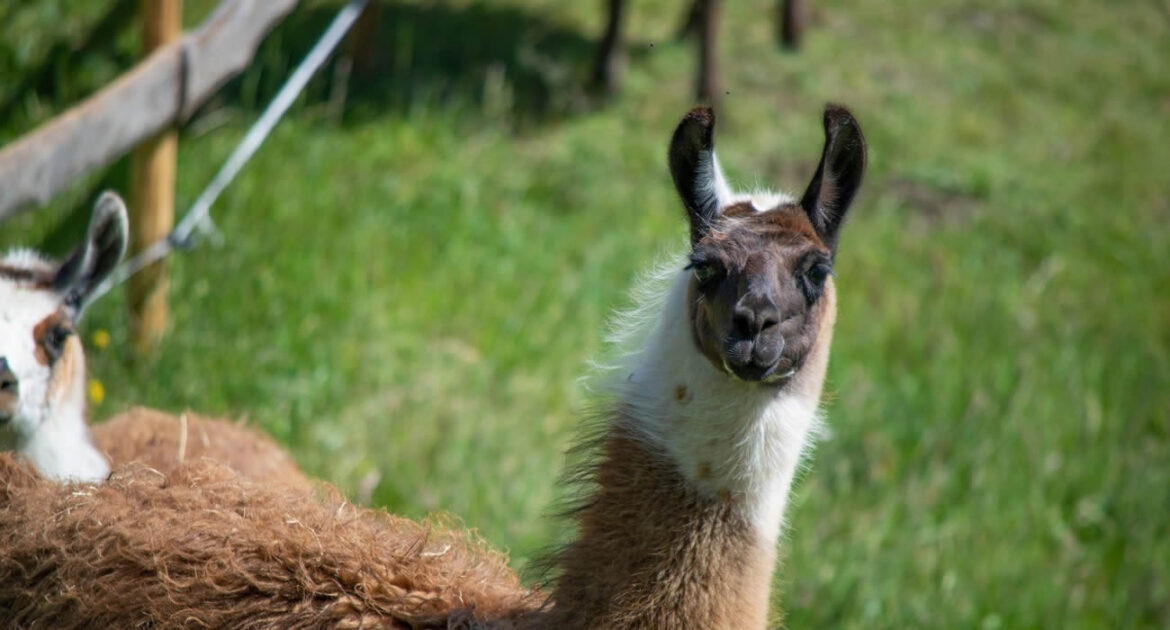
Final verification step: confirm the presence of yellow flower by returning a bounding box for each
[92,329,111,350]
[88,379,106,405]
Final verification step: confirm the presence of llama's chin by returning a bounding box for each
[719,356,798,384]
[762,365,798,384]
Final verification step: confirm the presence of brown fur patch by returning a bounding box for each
[0,454,540,629]
[31,311,70,367]
[0,390,14,420]
[674,384,690,403]
[0,264,53,289]
[93,407,313,493]
[45,334,83,404]
[713,203,825,248]
[527,428,774,629]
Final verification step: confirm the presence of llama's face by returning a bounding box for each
[668,106,865,384]
[0,262,74,443]
[685,204,835,382]
[0,194,128,446]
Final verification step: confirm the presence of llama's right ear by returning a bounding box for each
[53,192,129,321]
[799,105,867,254]
[669,107,733,245]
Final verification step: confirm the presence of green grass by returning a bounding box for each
[1,0,1167,627]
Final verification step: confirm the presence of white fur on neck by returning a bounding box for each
[23,338,109,483]
[609,264,822,544]
[23,410,109,483]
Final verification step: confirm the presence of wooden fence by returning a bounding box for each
[0,0,299,353]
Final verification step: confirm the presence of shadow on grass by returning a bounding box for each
[36,0,631,248]
[212,1,638,129]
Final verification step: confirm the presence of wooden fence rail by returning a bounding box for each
[0,0,299,220]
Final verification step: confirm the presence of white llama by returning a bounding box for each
[0,193,126,481]
[0,193,309,489]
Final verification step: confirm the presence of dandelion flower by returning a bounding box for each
[88,380,106,405]
[92,329,111,350]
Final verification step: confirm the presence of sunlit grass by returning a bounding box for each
[1,0,1166,627]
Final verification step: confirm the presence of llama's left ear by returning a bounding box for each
[800,104,867,253]
[53,192,129,321]
[669,107,734,245]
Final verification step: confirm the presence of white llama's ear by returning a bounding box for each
[53,191,129,320]
[669,107,734,244]
[799,104,867,254]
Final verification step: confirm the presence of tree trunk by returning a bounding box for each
[778,0,807,51]
[591,0,626,96]
[696,0,721,103]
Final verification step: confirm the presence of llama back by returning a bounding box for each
[0,454,540,629]
[94,406,312,492]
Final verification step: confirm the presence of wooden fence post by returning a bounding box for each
[129,0,181,356]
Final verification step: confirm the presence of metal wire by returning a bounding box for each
[87,0,369,308]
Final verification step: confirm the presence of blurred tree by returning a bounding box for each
[592,0,808,103]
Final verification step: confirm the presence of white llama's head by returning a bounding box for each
[0,193,127,471]
[668,105,866,384]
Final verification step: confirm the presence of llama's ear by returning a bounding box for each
[669,107,733,244]
[54,191,129,321]
[799,104,867,253]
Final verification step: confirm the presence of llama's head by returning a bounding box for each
[0,193,127,460]
[669,106,865,384]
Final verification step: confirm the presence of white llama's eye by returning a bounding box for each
[39,323,73,364]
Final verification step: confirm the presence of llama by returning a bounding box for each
[0,192,126,482]
[93,406,312,492]
[0,104,866,629]
[0,193,309,490]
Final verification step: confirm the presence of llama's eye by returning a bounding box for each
[806,263,831,287]
[691,263,722,286]
[800,262,833,303]
[41,325,72,363]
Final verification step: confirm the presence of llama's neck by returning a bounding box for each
[23,337,109,483]
[538,270,834,629]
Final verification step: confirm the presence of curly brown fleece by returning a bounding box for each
[0,454,540,629]
[93,406,312,492]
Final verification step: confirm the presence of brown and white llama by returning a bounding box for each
[0,193,309,489]
[0,193,126,482]
[0,104,866,629]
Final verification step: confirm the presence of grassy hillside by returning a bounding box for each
[1,0,1167,627]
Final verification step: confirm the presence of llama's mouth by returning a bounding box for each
[721,357,796,384]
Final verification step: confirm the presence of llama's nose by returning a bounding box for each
[731,294,781,340]
[0,357,17,421]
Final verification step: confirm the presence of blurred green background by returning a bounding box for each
[1,0,1167,627]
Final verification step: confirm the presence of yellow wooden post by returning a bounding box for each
[129,0,181,356]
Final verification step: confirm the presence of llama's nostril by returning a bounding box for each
[732,303,780,339]
[0,357,17,395]
[731,313,754,339]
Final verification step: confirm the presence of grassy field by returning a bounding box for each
[2,0,1168,627]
